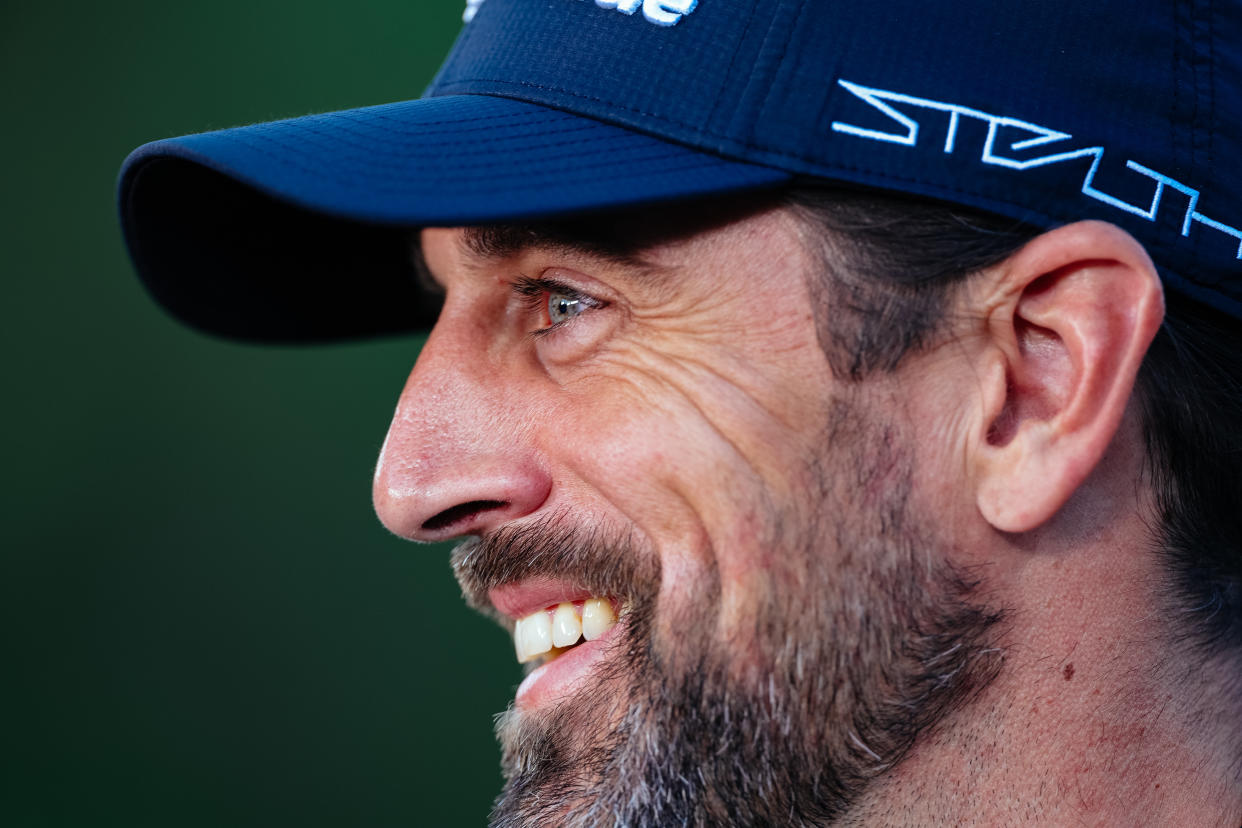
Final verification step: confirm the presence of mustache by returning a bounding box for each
[450,512,661,617]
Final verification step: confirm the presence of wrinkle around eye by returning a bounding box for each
[578,343,805,476]
[624,339,814,436]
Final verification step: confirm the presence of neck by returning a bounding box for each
[845,535,1242,826]
[845,654,1240,826]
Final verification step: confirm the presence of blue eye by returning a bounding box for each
[512,276,604,335]
[548,291,586,325]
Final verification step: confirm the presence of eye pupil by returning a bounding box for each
[548,293,583,324]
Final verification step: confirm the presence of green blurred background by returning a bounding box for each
[4,2,516,825]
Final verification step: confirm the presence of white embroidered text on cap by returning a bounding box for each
[465,0,698,27]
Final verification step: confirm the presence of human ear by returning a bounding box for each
[973,221,1165,533]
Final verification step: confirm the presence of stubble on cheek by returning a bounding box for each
[488,396,1008,828]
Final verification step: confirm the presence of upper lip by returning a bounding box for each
[489,577,601,620]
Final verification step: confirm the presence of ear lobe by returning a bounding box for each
[974,221,1165,533]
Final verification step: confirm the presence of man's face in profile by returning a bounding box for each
[373,203,1002,825]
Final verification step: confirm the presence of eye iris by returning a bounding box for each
[547,293,582,325]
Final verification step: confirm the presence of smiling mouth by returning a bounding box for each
[452,521,658,707]
[513,598,619,663]
[488,582,626,708]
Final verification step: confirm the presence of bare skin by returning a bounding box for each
[373,205,1241,826]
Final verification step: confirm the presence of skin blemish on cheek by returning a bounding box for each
[1063,662,1075,681]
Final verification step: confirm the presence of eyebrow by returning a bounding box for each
[410,218,667,295]
[411,191,785,291]
[459,222,658,273]
[409,218,665,295]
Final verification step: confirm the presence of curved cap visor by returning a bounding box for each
[118,94,790,342]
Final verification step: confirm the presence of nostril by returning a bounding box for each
[421,500,508,533]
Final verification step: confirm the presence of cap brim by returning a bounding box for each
[119,94,790,342]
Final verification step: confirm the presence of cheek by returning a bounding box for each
[548,367,814,643]
[553,380,731,534]
[559,333,827,490]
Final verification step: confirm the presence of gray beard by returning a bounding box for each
[455,398,1006,827]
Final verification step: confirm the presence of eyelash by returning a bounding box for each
[511,275,606,337]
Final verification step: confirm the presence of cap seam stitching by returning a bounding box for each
[703,0,766,134]
[754,0,813,132]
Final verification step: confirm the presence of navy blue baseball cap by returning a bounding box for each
[118,0,1242,341]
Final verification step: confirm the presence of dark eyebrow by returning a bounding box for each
[460,188,791,270]
[408,220,658,296]
[459,221,658,272]
[412,190,787,290]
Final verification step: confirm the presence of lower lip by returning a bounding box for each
[515,620,623,709]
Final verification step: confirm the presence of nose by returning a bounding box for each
[373,315,553,542]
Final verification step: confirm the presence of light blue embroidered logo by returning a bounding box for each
[587,0,698,27]
[830,79,1242,261]
[465,0,698,27]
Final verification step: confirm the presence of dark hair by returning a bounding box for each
[785,183,1242,659]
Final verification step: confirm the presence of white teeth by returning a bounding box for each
[552,603,582,648]
[517,611,552,664]
[513,598,618,664]
[582,598,616,641]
